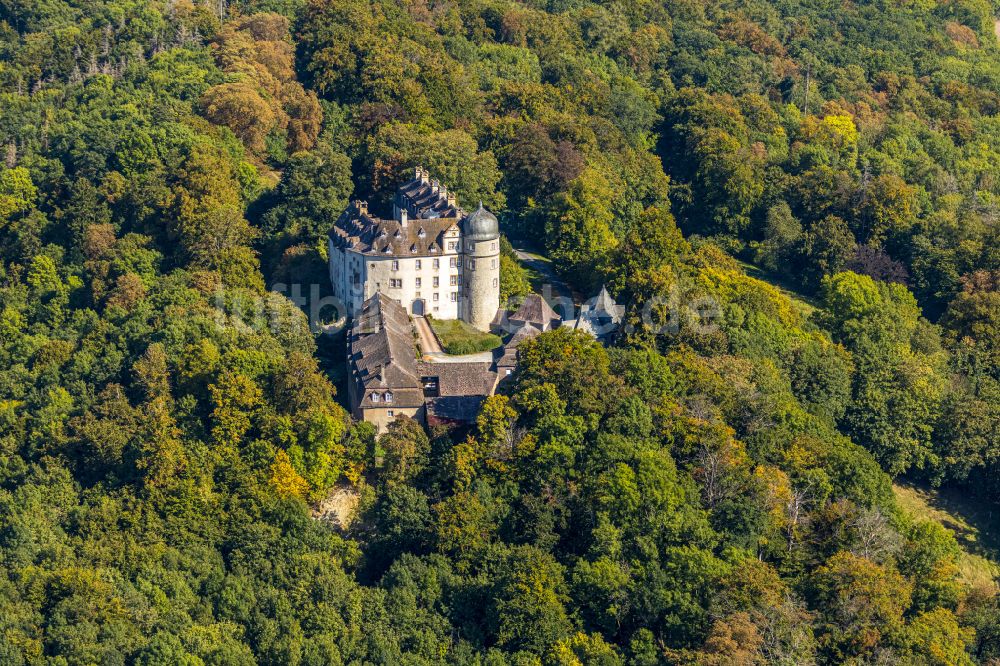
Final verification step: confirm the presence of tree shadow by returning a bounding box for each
[896,479,1000,563]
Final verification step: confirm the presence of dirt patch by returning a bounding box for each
[312,484,361,530]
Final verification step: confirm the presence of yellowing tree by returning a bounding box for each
[270,449,310,499]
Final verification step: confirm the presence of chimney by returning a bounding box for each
[400,209,408,227]
[419,168,429,184]
[414,165,422,181]
[439,184,448,201]
[446,192,456,206]
[431,179,439,194]
[357,200,368,215]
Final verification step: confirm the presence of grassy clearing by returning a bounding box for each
[428,317,501,355]
[893,481,1000,591]
[735,259,820,320]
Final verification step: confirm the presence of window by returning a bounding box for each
[433,293,439,301]
[371,393,380,403]
[387,410,395,417]
[505,368,512,376]
[468,258,476,270]
[491,258,497,269]
[449,275,457,286]
[415,277,422,288]
[493,278,498,288]
[433,306,439,312]
[389,278,402,289]
[450,292,458,302]
[384,391,393,403]
[449,257,458,268]
[415,259,422,270]
[491,242,497,250]
[391,260,399,271]
[448,241,457,251]
[433,277,439,288]
[433,258,440,269]
[415,291,421,297]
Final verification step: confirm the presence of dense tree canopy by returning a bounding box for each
[0,0,999,662]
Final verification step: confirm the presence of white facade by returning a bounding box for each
[328,235,465,320]
[461,238,502,331]
[328,170,501,331]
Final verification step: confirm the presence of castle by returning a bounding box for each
[328,167,501,331]
[328,170,624,432]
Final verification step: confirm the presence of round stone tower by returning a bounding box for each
[462,202,501,332]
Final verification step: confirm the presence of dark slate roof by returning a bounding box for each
[582,285,623,323]
[330,202,459,257]
[329,168,499,257]
[567,285,624,341]
[509,294,560,329]
[426,396,487,423]
[416,361,497,397]
[349,294,424,408]
[348,293,505,411]
[397,170,463,220]
[464,202,500,242]
[498,323,540,368]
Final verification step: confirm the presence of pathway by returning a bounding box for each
[413,315,496,362]
[412,315,443,354]
[422,350,495,363]
[510,242,582,319]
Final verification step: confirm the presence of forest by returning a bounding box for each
[1,0,1000,663]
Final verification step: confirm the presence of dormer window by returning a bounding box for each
[371,392,380,403]
[418,227,426,238]
[384,391,393,403]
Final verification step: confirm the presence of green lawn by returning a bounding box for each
[428,317,501,355]
[893,481,1000,591]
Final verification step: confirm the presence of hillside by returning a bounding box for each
[0,0,999,663]
[895,481,1000,592]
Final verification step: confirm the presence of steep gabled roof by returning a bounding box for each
[349,294,421,395]
[330,203,460,257]
[509,294,560,329]
[582,285,624,324]
[397,173,463,220]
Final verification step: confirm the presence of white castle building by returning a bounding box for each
[328,168,501,331]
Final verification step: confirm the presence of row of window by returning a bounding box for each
[389,276,499,290]
[444,241,499,253]
[389,257,499,271]
[371,391,393,403]
[412,292,459,302]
